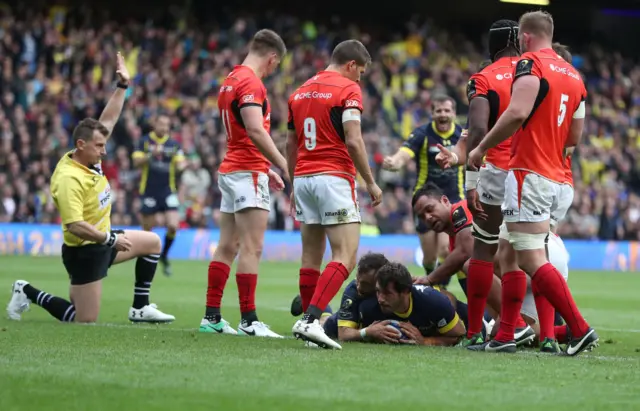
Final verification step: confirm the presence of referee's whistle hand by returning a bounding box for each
[115,235,132,252]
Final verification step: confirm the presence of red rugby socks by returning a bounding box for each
[307,262,350,320]
[299,268,321,313]
[206,261,230,315]
[466,259,495,337]
[494,270,527,343]
[531,262,589,338]
[532,280,556,341]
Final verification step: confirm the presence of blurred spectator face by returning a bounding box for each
[189,156,201,170]
[154,115,171,137]
[413,194,451,232]
[432,100,455,132]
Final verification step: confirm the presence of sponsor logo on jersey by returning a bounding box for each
[243,94,255,103]
[549,64,581,80]
[345,99,360,108]
[294,91,333,100]
[496,73,513,80]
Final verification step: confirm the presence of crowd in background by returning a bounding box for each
[0,6,639,240]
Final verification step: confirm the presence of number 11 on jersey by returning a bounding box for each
[304,117,316,150]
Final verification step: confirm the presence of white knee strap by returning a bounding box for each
[498,222,510,241]
[472,222,499,245]
[509,231,548,251]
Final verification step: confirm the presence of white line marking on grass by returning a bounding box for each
[597,327,640,333]
[516,350,639,362]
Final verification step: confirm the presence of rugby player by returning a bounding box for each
[323,252,477,346]
[132,114,186,276]
[411,182,536,347]
[435,20,522,346]
[467,11,598,355]
[7,53,174,324]
[200,29,287,337]
[367,262,466,346]
[287,39,382,349]
[382,95,465,284]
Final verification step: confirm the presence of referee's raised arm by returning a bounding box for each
[99,52,130,137]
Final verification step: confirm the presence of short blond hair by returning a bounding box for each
[519,11,554,38]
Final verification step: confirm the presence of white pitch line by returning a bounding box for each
[596,327,640,333]
[516,350,639,363]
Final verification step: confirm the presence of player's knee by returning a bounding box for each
[510,232,548,274]
[148,232,162,254]
[166,224,178,235]
[216,241,239,262]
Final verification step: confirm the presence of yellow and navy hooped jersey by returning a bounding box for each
[401,121,465,200]
[358,284,460,336]
[132,132,184,195]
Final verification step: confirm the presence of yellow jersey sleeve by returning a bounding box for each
[437,312,460,334]
[55,176,85,225]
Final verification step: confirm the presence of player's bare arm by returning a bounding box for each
[98,52,130,137]
[469,75,540,168]
[565,104,586,148]
[66,221,132,252]
[466,98,490,159]
[419,228,473,286]
[344,111,382,206]
[285,129,298,187]
[240,105,289,179]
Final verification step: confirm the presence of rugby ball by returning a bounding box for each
[386,320,409,340]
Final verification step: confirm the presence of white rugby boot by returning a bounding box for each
[129,303,175,323]
[7,280,30,321]
[292,319,342,349]
[237,320,284,338]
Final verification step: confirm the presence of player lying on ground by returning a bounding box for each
[382,95,465,287]
[132,113,186,276]
[287,40,382,349]
[201,29,287,337]
[410,182,536,347]
[467,11,597,355]
[316,253,471,346]
[7,52,174,324]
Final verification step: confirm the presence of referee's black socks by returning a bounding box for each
[23,284,76,322]
[133,253,160,308]
[160,231,176,261]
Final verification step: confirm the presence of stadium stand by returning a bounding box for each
[0,6,638,240]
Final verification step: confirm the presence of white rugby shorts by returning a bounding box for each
[550,184,574,227]
[293,174,361,225]
[219,171,270,213]
[476,163,508,206]
[521,233,570,322]
[502,170,562,224]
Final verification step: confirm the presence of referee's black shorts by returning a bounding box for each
[61,230,124,285]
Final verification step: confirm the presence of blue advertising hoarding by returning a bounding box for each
[0,223,638,272]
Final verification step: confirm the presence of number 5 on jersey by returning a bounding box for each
[558,94,569,127]
[304,117,316,151]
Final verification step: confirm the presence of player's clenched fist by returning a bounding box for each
[467,147,486,171]
[367,182,383,207]
[382,156,400,171]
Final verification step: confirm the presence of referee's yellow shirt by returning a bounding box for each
[51,151,113,246]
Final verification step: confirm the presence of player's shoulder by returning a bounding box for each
[343,279,358,295]
[451,201,472,232]
[411,284,439,298]
[409,123,430,138]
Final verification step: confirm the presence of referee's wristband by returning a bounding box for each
[360,328,368,340]
[103,231,118,248]
[465,170,479,191]
[116,82,129,90]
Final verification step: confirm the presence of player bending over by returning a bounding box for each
[383,95,465,285]
[411,183,536,347]
[287,40,382,349]
[132,114,186,276]
[200,29,287,337]
[7,53,174,324]
[467,11,597,355]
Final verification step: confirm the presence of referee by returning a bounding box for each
[6,53,175,324]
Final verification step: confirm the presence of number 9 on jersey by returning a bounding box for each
[304,117,316,151]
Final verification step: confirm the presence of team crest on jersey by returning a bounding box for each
[515,59,534,77]
[341,298,353,311]
[452,206,468,229]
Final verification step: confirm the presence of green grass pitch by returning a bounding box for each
[1,255,640,411]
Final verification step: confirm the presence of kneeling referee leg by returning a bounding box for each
[112,230,162,309]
